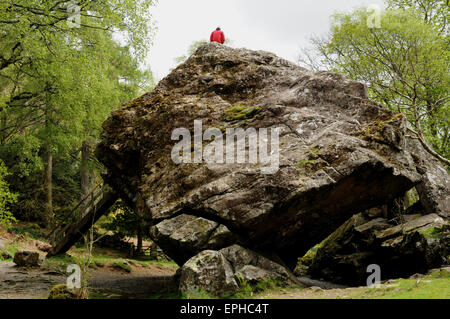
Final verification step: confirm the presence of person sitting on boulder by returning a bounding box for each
[210,27,225,44]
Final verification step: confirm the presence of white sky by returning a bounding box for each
[147,0,386,80]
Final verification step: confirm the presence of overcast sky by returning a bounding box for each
[147,0,386,80]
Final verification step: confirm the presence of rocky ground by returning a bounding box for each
[0,261,64,299]
[0,259,178,299]
[0,230,178,299]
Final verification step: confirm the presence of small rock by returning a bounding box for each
[13,251,40,267]
[35,241,52,252]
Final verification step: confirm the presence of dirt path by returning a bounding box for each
[256,286,365,299]
[87,264,178,298]
[88,273,176,298]
[0,261,65,299]
[0,260,177,299]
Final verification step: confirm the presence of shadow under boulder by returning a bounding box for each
[306,213,449,286]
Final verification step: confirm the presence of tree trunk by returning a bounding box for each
[80,141,91,217]
[412,102,450,166]
[136,226,143,256]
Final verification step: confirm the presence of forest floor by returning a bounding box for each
[1,224,449,299]
[0,259,178,299]
[0,224,178,299]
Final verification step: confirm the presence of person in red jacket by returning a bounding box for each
[210,27,225,44]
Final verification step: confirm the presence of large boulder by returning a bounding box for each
[150,214,238,265]
[96,43,449,277]
[308,213,449,285]
[178,245,299,296]
[178,250,239,296]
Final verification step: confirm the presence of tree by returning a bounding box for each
[0,0,155,226]
[301,4,449,164]
[387,0,449,34]
[104,200,145,256]
[0,159,17,228]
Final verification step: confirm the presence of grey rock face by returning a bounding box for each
[404,127,450,218]
[149,214,237,265]
[178,249,239,296]
[308,213,449,285]
[179,245,299,296]
[97,43,449,286]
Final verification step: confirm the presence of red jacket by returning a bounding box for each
[210,30,225,44]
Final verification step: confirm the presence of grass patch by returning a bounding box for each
[229,278,285,299]
[7,226,46,240]
[351,271,450,299]
[3,243,20,261]
[418,227,443,239]
[170,279,287,300]
[43,254,77,272]
[110,261,132,273]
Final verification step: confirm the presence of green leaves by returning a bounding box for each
[0,1,156,223]
[314,4,449,161]
[0,159,17,228]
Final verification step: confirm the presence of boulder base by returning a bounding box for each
[179,245,299,296]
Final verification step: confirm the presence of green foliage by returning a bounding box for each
[0,159,17,227]
[418,226,445,239]
[103,200,142,239]
[0,1,156,224]
[352,272,450,299]
[44,254,77,272]
[386,0,449,32]
[7,226,46,240]
[48,284,88,299]
[4,243,19,258]
[308,1,449,160]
